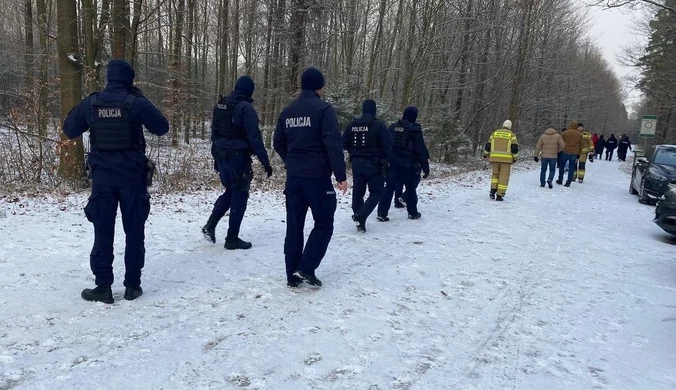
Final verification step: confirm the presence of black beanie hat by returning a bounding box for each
[403,106,418,122]
[362,99,377,115]
[301,67,325,91]
[578,122,584,127]
[107,59,135,88]
[234,76,255,98]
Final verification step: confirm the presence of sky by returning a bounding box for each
[583,1,650,110]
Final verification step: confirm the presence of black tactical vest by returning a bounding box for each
[392,123,411,151]
[89,94,136,151]
[350,118,380,150]
[212,98,247,141]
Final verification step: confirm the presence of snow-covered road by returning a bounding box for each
[1,159,675,389]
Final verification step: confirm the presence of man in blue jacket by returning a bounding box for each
[63,59,169,304]
[202,76,273,250]
[273,67,348,288]
[343,99,392,233]
[377,107,430,221]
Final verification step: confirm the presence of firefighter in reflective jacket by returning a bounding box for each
[483,120,519,201]
[574,122,594,183]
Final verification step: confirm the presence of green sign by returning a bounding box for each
[640,115,657,138]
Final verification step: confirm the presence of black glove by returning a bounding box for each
[130,86,145,98]
[534,157,539,163]
[264,165,273,178]
[422,171,429,179]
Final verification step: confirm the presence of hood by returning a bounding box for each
[106,59,135,88]
[567,120,579,130]
[653,163,676,178]
[544,128,557,135]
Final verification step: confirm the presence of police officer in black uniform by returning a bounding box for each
[343,99,392,233]
[202,76,273,250]
[377,106,430,221]
[273,67,347,288]
[64,59,169,304]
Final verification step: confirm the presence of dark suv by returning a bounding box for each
[655,184,676,236]
[630,145,676,204]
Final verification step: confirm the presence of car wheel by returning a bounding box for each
[629,172,638,195]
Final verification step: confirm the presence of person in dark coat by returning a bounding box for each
[605,134,618,161]
[377,107,430,220]
[617,134,632,162]
[273,67,348,288]
[201,76,273,250]
[63,59,169,304]
[343,99,392,233]
[594,135,606,160]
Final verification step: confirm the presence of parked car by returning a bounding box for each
[655,184,676,236]
[630,145,676,204]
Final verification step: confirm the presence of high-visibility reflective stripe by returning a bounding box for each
[491,180,499,183]
[498,185,508,189]
[490,152,513,158]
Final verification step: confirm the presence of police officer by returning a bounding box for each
[377,106,430,221]
[343,99,392,233]
[202,76,273,250]
[273,67,347,288]
[63,59,169,304]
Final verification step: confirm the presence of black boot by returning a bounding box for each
[547,180,553,189]
[496,195,504,201]
[489,189,496,200]
[225,237,252,250]
[352,214,366,233]
[294,270,322,287]
[377,215,389,222]
[124,286,143,300]
[81,285,113,304]
[201,214,220,243]
[408,212,422,220]
[564,181,571,187]
[555,179,563,185]
[287,275,303,288]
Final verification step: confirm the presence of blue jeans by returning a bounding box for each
[558,153,577,183]
[540,158,556,184]
[212,155,253,239]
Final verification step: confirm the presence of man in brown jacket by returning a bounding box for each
[534,128,565,188]
[557,120,584,187]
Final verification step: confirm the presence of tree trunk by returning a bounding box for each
[218,0,229,94]
[288,0,306,92]
[130,0,144,68]
[56,0,85,182]
[24,0,34,91]
[170,0,185,147]
[112,0,128,59]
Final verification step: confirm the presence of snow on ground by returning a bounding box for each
[1,159,675,389]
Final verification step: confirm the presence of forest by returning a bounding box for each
[1,0,672,192]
